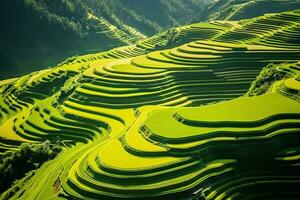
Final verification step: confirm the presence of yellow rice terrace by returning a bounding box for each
[1,1,300,200]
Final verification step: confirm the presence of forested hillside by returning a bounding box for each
[196,0,300,21]
[2,0,300,80]
[0,0,208,80]
[85,0,209,35]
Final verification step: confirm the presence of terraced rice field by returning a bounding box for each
[214,0,300,21]
[1,9,300,200]
[64,9,300,65]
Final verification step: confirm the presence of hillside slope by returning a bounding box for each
[0,0,209,80]
[3,0,300,80]
[196,0,300,21]
[64,8,300,65]
[0,0,143,78]
[0,9,300,199]
[85,0,209,35]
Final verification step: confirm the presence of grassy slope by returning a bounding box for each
[0,8,300,200]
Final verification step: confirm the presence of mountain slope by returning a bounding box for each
[63,8,300,66]
[85,0,209,35]
[0,0,146,77]
[2,0,300,80]
[0,9,300,199]
[196,0,300,21]
[0,0,209,80]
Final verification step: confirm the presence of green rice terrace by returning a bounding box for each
[1,6,300,200]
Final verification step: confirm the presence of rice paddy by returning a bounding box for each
[1,8,300,200]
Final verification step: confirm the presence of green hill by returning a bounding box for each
[0,0,209,80]
[3,0,300,80]
[0,8,300,199]
[85,0,209,35]
[196,0,300,21]
[0,0,142,79]
[64,8,300,65]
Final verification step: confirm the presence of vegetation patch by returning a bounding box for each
[0,140,62,194]
[247,63,292,96]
